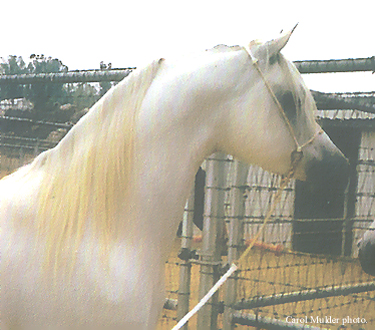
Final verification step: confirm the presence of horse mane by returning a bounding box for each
[23,59,163,268]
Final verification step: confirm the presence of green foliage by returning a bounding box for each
[0,56,119,138]
[71,83,100,112]
[1,55,71,119]
[0,55,28,74]
[24,55,70,119]
[0,56,28,100]
[1,56,115,125]
[28,54,68,74]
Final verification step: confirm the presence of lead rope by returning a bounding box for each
[171,46,322,330]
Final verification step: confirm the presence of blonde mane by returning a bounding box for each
[22,59,163,267]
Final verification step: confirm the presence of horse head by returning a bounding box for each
[220,27,349,186]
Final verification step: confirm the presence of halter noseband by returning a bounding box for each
[244,45,323,175]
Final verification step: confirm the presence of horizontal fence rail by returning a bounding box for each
[312,91,375,114]
[231,312,327,330]
[1,134,58,152]
[233,281,375,310]
[0,57,374,85]
[0,115,73,128]
[0,68,133,85]
[0,142,50,151]
[294,56,375,73]
[163,281,375,312]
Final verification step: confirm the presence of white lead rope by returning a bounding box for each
[171,264,238,330]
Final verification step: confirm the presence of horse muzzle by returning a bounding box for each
[303,147,349,193]
[292,129,349,186]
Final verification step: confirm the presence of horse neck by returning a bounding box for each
[127,51,255,257]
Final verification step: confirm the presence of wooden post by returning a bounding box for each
[197,153,227,330]
[223,161,248,330]
[177,189,195,329]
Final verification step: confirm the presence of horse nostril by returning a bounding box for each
[357,239,362,248]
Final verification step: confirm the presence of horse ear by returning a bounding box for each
[250,24,298,58]
[265,24,298,55]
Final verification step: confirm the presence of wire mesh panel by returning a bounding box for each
[223,154,375,329]
[235,248,375,329]
[353,130,375,256]
[157,240,203,330]
[242,165,295,247]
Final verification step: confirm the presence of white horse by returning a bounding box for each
[1,29,348,329]
[358,221,375,276]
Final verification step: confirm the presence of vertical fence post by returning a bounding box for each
[177,188,195,329]
[34,138,40,157]
[19,146,25,167]
[197,153,227,330]
[223,160,249,330]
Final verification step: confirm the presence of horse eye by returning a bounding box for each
[278,91,297,122]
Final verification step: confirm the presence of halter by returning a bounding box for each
[244,44,323,176]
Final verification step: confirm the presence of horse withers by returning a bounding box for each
[1,28,348,330]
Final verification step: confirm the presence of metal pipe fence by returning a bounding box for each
[0,57,373,86]
[294,56,375,74]
[233,281,375,310]
[0,68,133,85]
